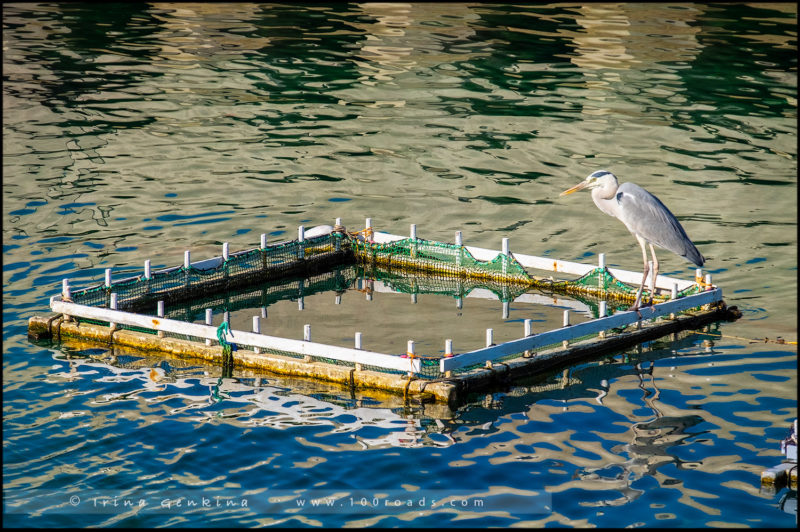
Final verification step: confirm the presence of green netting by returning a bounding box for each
[70,232,351,312]
[351,236,677,304]
[353,237,532,284]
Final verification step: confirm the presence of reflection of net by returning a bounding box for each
[65,230,703,378]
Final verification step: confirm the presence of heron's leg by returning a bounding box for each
[631,235,649,312]
[648,243,659,305]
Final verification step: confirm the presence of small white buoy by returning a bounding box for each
[305,225,334,239]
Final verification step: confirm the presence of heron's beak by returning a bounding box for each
[560,180,589,196]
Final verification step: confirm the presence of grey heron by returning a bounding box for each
[560,170,705,310]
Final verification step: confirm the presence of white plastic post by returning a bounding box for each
[598,253,606,289]
[455,231,463,268]
[61,278,72,323]
[411,293,417,304]
[335,294,341,305]
[335,217,342,227]
[105,268,111,288]
[410,224,416,240]
[523,318,534,358]
[298,226,305,259]
[252,316,260,354]
[303,324,311,342]
[705,273,712,290]
[109,293,118,330]
[486,328,493,347]
[260,234,267,249]
[599,301,607,338]
[205,309,213,345]
[502,301,509,319]
[222,242,229,261]
[406,340,415,376]
[144,260,151,280]
[562,309,570,348]
[184,250,190,269]
[365,218,372,231]
[501,238,509,274]
[445,339,453,357]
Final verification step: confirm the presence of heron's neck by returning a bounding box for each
[590,179,620,218]
[591,181,617,201]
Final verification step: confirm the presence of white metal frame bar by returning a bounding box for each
[439,288,722,373]
[50,297,421,373]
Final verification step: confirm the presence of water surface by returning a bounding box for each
[3,3,796,527]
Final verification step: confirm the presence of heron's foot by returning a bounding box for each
[627,302,644,320]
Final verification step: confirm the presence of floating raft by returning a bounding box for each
[28,219,739,406]
[761,419,798,492]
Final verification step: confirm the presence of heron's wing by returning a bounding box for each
[615,182,705,266]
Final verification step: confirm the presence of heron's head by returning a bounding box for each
[560,170,618,196]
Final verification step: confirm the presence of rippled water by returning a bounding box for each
[3,3,797,527]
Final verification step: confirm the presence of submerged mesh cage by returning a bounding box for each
[63,229,705,378]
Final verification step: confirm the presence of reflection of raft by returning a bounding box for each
[28,220,739,405]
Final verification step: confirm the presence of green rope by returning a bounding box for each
[217,321,233,356]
